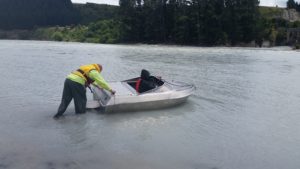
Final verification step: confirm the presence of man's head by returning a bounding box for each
[93,64,103,72]
[141,69,150,80]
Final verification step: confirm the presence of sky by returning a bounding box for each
[71,0,288,7]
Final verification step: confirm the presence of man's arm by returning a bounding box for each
[89,70,115,94]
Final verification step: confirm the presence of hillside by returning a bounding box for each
[259,6,300,22]
[0,0,79,29]
[259,6,285,18]
[74,3,119,25]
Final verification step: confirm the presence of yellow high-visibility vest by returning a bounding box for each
[72,64,101,86]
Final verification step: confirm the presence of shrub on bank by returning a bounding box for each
[51,32,63,41]
[30,19,121,44]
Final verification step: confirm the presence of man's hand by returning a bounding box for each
[110,89,116,95]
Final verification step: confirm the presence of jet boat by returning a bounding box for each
[86,77,195,112]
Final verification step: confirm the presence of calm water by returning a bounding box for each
[0,40,300,169]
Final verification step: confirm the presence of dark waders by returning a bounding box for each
[54,79,86,118]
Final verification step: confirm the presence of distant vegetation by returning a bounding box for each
[118,0,260,46]
[258,6,300,46]
[259,6,284,19]
[74,3,118,25]
[0,0,79,29]
[34,20,120,43]
[287,0,300,12]
[0,0,300,47]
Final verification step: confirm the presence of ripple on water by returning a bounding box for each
[0,40,300,169]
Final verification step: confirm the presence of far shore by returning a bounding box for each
[0,38,296,50]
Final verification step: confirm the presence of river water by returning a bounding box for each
[0,40,299,169]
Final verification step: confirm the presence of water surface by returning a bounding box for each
[0,40,299,169]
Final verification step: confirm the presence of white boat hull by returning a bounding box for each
[87,79,195,112]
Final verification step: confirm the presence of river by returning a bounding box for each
[0,40,299,169]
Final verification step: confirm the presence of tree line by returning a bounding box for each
[0,0,299,46]
[287,0,300,11]
[119,0,261,46]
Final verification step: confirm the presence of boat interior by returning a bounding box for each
[123,76,165,94]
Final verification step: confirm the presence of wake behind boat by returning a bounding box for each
[86,77,195,112]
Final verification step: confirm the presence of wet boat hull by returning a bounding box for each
[87,79,195,112]
[103,96,189,112]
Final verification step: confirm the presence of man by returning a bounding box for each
[135,69,164,93]
[53,64,115,119]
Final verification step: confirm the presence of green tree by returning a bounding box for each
[118,0,260,45]
[52,32,64,41]
[287,0,297,9]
